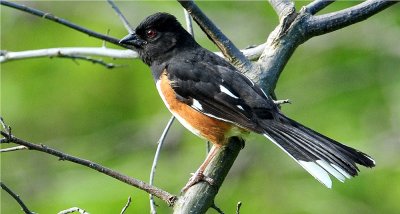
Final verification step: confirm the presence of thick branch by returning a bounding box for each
[269,0,295,21]
[173,137,243,213]
[306,0,398,37]
[0,182,34,214]
[0,1,128,49]
[305,0,335,15]
[0,130,176,206]
[253,0,397,94]
[177,0,252,73]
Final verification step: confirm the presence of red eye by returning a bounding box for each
[146,29,157,38]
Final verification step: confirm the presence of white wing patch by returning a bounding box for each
[237,105,245,111]
[220,85,239,99]
[192,99,203,111]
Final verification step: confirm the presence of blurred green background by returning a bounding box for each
[1,1,399,213]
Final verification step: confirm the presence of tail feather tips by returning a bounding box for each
[261,115,375,188]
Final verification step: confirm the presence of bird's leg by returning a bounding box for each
[181,145,219,193]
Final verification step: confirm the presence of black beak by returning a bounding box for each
[119,33,146,49]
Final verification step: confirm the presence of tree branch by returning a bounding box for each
[305,0,335,15]
[149,116,175,214]
[306,0,398,37]
[253,0,397,94]
[107,0,134,34]
[120,196,132,214]
[0,182,34,214]
[0,48,137,63]
[177,0,252,73]
[1,44,266,63]
[57,207,89,214]
[173,137,244,213]
[0,118,177,206]
[0,1,127,49]
[268,0,295,21]
[0,145,28,152]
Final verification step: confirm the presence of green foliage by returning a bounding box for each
[1,1,399,213]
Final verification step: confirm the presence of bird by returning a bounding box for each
[119,12,375,191]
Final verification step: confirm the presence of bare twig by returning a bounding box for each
[305,0,335,15]
[306,0,398,37]
[0,117,11,136]
[57,207,89,214]
[236,201,242,214]
[0,118,177,206]
[107,0,134,33]
[0,1,127,48]
[0,182,34,214]
[57,54,118,69]
[0,145,28,152]
[210,203,224,214]
[177,0,252,73]
[0,48,137,63]
[150,116,175,214]
[120,196,132,214]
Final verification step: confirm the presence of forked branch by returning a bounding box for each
[0,118,177,206]
[177,0,252,72]
[306,0,398,37]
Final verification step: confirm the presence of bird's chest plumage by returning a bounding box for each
[155,69,241,145]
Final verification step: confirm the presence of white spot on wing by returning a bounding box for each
[237,105,244,111]
[219,85,239,99]
[192,99,203,111]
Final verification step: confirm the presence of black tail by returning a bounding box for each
[260,114,375,188]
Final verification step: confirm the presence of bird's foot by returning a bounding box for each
[181,170,214,193]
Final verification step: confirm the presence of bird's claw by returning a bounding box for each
[181,171,214,193]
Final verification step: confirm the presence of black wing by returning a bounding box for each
[166,49,277,133]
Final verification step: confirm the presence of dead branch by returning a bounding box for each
[0,182,34,214]
[0,117,177,206]
[120,196,132,214]
[177,0,252,73]
[57,207,90,214]
[0,48,137,63]
[305,0,335,15]
[0,1,125,48]
[107,0,134,34]
[306,0,398,37]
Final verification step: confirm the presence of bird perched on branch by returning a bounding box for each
[120,12,375,191]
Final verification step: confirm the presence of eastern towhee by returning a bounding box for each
[120,13,375,191]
